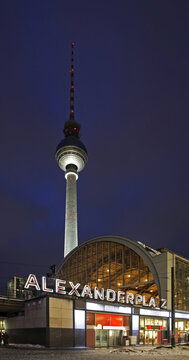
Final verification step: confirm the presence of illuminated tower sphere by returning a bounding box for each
[55,43,88,257]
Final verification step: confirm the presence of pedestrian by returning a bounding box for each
[2,332,9,346]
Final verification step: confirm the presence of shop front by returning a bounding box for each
[2,293,189,347]
[139,317,168,345]
[86,311,130,347]
[175,319,189,343]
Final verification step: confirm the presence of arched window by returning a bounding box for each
[58,240,158,302]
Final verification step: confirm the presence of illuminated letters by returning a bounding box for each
[126,292,134,305]
[106,289,116,302]
[94,287,104,300]
[24,274,40,291]
[68,281,80,296]
[42,277,53,293]
[23,273,167,310]
[135,294,143,305]
[142,295,148,307]
[81,285,93,298]
[160,299,167,309]
[56,279,66,295]
[117,291,125,303]
[148,297,156,308]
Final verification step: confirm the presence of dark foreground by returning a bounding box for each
[0,345,189,360]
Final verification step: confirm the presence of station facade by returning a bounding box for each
[2,235,189,347]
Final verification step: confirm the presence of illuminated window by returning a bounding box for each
[74,310,85,329]
[58,240,158,301]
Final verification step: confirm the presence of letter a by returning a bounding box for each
[24,274,40,290]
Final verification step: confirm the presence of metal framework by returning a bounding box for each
[58,240,159,302]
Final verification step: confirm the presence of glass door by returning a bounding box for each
[145,330,158,345]
[95,330,108,347]
[108,330,122,346]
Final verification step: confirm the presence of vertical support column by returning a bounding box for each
[171,266,175,346]
[64,173,78,257]
[46,296,50,347]
[131,308,139,345]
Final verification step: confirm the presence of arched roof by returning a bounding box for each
[57,235,162,298]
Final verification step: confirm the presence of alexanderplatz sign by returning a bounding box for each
[24,274,167,309]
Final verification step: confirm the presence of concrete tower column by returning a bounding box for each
[64,173,78,257]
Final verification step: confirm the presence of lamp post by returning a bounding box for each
[171,266,175,347]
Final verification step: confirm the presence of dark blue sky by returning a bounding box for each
[0,0,188,294]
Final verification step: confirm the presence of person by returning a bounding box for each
[0,331,2,345]
[2,332,9,346]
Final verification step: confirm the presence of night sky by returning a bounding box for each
[0,1,188,294]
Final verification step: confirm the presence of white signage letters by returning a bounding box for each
[160,299,167,309]
[134,294,143,305]
[56,279,66,295]
[81,285,93,298]
[25,274,40,291]
[148,296,156,308]
[117,291,125,303]
[126,292,134,305]
[42,276,53,293]
[68,281,80,296]
[94,287,104,300]
[24,274,167,309]
[106,289,116,302]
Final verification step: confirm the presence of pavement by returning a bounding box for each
[0,345,189,360]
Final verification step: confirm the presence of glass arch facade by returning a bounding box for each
[58,240,159,302]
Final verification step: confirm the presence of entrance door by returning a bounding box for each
[108,330,122,346]
[95,330,122,347]
[145,330,158,345]
[95,330,108,347]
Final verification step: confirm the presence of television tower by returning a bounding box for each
[55,43,88,257]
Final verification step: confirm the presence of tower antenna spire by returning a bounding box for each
[70,42,75,121]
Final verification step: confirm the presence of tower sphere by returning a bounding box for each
[55,136,88,175]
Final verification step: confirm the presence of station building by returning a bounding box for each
[1,235,189,347]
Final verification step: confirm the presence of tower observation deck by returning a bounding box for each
[55,43,88,257]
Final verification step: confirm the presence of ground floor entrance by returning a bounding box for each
[86,311,130,347]
[175,319,189,343]
[95,329,122,347]
[139,316,168,345]
[147,329,162,345]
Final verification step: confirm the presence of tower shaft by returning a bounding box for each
[64,173,78,257]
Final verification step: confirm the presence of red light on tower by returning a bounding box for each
[74,128,76,131]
